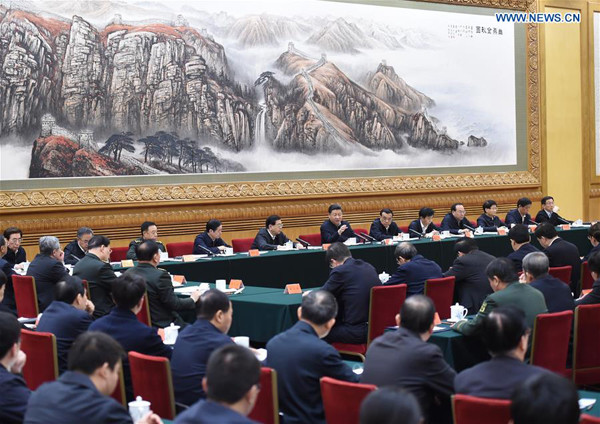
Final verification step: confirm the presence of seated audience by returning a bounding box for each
[511,373,580,424]
[175,345,261,424]
[476,200,505,232]
[0,311,29,424]
[384,242,442,296]
[64,227,93,265]
[440,203,474,235]
[266,290,358,424]
[26,236,69,311]
[359,387,423,424]
[322,242,379,344]
[408,207,440,238]
[250,215,302,250]
[193,219,230,254]
[504,197,533,227]
[443,238,494,314]
[171,289,234,407]
[454,258,547,336]
[3,227,26,266]
[535,222,581,294]
[24,332,161,423]
[584,222,600,261]
[455,306,548,398]
[506,224,539,272]
[535,196,572,225]
[73,235,117,319]
[126,221,166,260]
[320,204,355,244]
[125,241,198,328]
[36,277,94,373]
[522,252,574,313]
[576,250,600,305]
[369,208,400,241]
[0,235,17,313]
[361,296,455,423]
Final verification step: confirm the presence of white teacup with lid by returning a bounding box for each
[129,396,150,422]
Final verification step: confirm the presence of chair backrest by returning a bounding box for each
[320,376,376,424]
[20,329,58,390]
[353,228,369,241]
[109,364,127,406]
[128,351,176,419]
[12,275,39,318]
[424,276,456,320]
[582,261,595,291]
[399,225,409,233]
[165,242,194,257]
[81,279,90,297]
[136,292,152,327]
[581,414,600,423]
[298,233,322,246]
[530,310,573,377]
[548,265,572,285]
[249,367,279,424]
[573,304,600,385]
[452,394,511,424]
[232,238,254,253]
[110,246,129,262]
[367,284,407,345]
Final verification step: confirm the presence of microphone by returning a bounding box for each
[359,232,377,242]
[296,238,311,247]
[354,232,370,243]
[196,245,215,256]
[408,228,423,238]
[525,218,537,225]
[69,254,81,263]
[463,223,476,232]
[556,216,571,225]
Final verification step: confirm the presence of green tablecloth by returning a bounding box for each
[428,322,490,372]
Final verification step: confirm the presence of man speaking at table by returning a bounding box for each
[250,215,304,250]
[321,204,356,244]
[535,196,572,226]
[440,203,475,235]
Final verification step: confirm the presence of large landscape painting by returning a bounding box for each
[0,0,518,180]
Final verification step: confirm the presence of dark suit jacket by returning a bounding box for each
[530,274,575,313]
[0,366,30,424]
[476,214,505,232]
[26,254,69,312]
[175,400,258,424]
[576,278,600,306]
[266,321,358,424]
[408,219,440,238]
[73,252,117,319]
[584,243,600,262]
[171,319,233,406]
[0,258,17,313]
[440,213,475,234]
[24,371,133,423]
[385,254,443,296]
[369,218,399,241]
[505,209,533,226]
[507,243,540,272]
[63,240,86,265]
[320,219,355,244]
[126,238,166,260]
[36,301,93,373]
[250,227,290,251]
[361,327,456,420]
[455,355,547,399]
[443,250,495,314]
[124,263,195,328]
[3,247,26,266]
[535,209,571,225]
[544,238,581,293]
[193,232,230,254]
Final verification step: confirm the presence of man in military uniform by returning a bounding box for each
[126,221,166,260]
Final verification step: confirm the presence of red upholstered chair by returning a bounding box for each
[424,276,455,320]
[399,225,409,234]
[110,246,129,262]
[81,279,90,297]
[530,311,573,377]
[452,394,511,424]
[128,352,176,419]
[320,377,376,424]
[353,228,369,242]
[165,242,194,257]
[573,304,600,385]
[136,292,152,327]
[12,275,39,318]
[248,367,279,424]
[581,414,600,423]
[110,366,127,406]
[582,261,595,291]
[232,238,254,253]
[298,233,322,247]
[20,329,58,390]
[549,265,572,285]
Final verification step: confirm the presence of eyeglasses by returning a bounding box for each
[9,238,22,243]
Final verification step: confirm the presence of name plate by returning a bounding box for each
[561,224,571,230]
[120,260,134,268]
[284,283,302,294]
[248,249,260,257]
[182,255,197,263]
[432,234,441,241]
[172,275,186,286]
[497,228,507,236]
[229,279,244,289]
[322,244,331,250]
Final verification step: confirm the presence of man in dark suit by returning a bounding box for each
[455,306,548,399]
[0,235,17,314]
[63,227,93,265]
[125,240,199,328]
[266,290,358,424]
[385,242,442,296]
[505,197,534,227]
[535,223,581,294]
[171,289,234,407]
[90,273,172,401]
[369,208,400,241]
[476,200,506,232]
[322,243,380,344]
[3,227,26,266]
[193,219,230,254]
[0,311,30,424]
[26,236,69,311]
[584,222,600,261]
[73,235,118,319]
[126,221,166,260]
[576,251,600,305]
[535,196,572,225]
[320,203,356,244]
[443,238,495,314]
[250,215,302,250]
[175,345,260,424]
[440,203,475,235]
[522,252,574,313]
[408,207,440,238]
[361,295,456,423]
[507,224,540,272]
[36,277,94,373]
